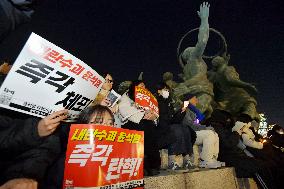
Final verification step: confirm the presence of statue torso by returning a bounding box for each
[183,57,208,80]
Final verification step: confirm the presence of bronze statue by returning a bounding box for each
[164,2,214,115]
[208,54,259,120]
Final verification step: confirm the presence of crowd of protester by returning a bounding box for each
[0,2,283,188]
[0,65,284,189]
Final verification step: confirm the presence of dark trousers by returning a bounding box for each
[122,120,161,170]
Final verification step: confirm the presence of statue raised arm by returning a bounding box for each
[181,2,209,70]
[167,2,213,117]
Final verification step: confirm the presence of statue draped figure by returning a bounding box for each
[119,2,259,120]
[164,2,214,116]
[208,54,259,120]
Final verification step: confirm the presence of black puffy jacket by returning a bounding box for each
[0,108,61,185]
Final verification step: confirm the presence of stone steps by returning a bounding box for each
[144,167,258,189]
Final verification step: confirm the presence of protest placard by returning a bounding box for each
[134,86,159,116]
[63,125,144,189]
[0,33,104,121]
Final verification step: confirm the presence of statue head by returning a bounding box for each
[117,80,132,95]
[212,56,226,68]
[181,47,195,62]
[163,72,174,82]
[211,54,230,68]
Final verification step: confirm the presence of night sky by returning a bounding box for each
[0,0,283,126]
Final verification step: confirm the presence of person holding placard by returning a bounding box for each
[91,73,121,127]
[118,80,160,176]
[155,82,196,172]
[0,108,68,189]
[77,104,115,126]
[0,69,68,189]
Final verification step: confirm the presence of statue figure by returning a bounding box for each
[207,54,259,120]
[117,72,144,95]
[164,2,214,116]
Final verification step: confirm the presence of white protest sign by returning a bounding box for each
[0,33,104,122]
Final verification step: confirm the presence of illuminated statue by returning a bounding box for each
[164,2,214,116]
[208,54,259,120]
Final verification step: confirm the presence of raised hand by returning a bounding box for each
[37,109,68,137]
[197,2,210,19]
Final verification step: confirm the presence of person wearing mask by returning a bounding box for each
[156,82,195,172]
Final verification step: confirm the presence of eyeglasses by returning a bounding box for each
[106,79,113,84]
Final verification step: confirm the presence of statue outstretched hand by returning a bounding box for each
[197,2,210,20]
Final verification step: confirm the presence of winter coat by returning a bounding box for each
[157,95,186,129]
[182,109,207,131]
[241,128,263,149]
[210,121,261,176]
[119,93,160,170]
[0,0,32,41]
[0,108,61,185]
[157,95,196,154]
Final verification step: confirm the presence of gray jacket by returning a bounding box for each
[182,109,207,131]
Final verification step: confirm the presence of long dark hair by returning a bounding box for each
[127,80,145,101]
[155,82,169,92]
[77,105,114,124]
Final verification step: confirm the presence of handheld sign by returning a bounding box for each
[0,33,104,122]
[63,125,144,189]
[134,86,159,117]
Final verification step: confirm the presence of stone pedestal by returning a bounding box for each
[184,168,238,189]
[144,167,257,189]
[144,173,186,189]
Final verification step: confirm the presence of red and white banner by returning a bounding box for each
[0,33,104,122]
[63,125,144,189]
[134,86,159,116]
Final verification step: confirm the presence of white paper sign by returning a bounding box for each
[106,90,121,108]
[0,33,104,122]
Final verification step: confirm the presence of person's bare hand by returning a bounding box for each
[37,109,68,137]
[0,178,38,189]
[181,106,187,113]
[110,104,118,114]
[143,110,157,121]
[100,98,111,107]
[0,63,11,75]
